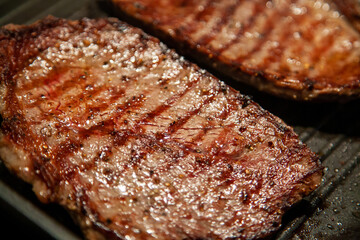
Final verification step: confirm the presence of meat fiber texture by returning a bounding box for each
[110,0,360,101]
[0,17,322,239]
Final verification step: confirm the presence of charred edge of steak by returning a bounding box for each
[105,1,360,102]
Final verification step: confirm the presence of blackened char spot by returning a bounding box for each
[354,14,360,20]
[239,190,249,203]
[239,126,247,132]
[304,77,315,90]
[238,95,252,108]
[139,32,149,45]
[133,2,146,10]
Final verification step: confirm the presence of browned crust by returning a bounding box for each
[108,0,360,102]
[333,0,360,33]
[0,16,323,240]
[0,16,116,239]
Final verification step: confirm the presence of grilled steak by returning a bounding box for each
[109,0,360,101]
[0,17,322,240]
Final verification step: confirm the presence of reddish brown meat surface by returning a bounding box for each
[0,17,322,239]
[110,0,360,101]
[333,0,360,32]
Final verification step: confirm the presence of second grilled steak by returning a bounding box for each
[110,0,360,101]
[0,17,322,239]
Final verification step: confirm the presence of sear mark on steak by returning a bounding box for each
[0,17,322,240]
[109,0,360,101]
